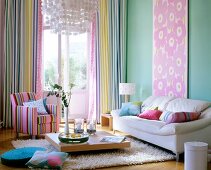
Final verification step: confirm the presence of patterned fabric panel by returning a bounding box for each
[16,106,38,135]
[11,92,36,106]
[37,114,57,124]
[37,123,57,135]
[46,104,57,115]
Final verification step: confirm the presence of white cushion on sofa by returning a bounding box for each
[142,95,175,111]
[166,98,211,113]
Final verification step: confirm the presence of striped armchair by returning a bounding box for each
[10,92,59,137]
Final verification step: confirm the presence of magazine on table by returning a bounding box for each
[100,136,126,143]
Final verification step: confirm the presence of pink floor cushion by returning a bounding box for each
[26,151,68,169]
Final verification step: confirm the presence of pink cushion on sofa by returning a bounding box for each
[165,112,200,124]
[137,110,162,120]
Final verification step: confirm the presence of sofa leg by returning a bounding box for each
[175,153,180,162]
[113,130,116,134]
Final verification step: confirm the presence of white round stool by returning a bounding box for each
[185,142,208,170]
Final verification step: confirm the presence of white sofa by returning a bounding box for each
[111,96,211,161]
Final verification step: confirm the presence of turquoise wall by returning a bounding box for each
[127,0,152,101]
[127,0,211,101]
[189,0,211,100]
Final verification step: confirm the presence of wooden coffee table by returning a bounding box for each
[45,131,130,152]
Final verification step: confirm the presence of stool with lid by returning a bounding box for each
[185,141,208,170]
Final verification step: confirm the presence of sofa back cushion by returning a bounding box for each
[142,96,175,112]
[166,98,211,113]
[160,111,200,124]
[138,110,162,120]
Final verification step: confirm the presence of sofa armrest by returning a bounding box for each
[200,107,211,119]
[111,109,121,118]
[46,104,57,115]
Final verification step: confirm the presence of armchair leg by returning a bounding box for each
[31,135,36,139]
[16,132,19,139]
[175,153,180,162]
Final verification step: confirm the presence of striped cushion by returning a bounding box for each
[37,114,57,124]
[159,110,172,121]
[160,111,200,124]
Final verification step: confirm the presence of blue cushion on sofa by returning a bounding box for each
[119,101,142,116]
[0,147,46,167]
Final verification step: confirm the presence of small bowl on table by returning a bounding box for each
[58,132,89,144]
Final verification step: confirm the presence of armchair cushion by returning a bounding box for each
[23,98,48,115]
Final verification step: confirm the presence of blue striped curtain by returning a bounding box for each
[96,0,127,119]
[108,0,127,110]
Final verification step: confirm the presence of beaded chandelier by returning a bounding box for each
[42,0,99,35]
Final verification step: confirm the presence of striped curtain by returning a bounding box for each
[97,0,127,116]
[0,0,5,124]
[2,0,42,128]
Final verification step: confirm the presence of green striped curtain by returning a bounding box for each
[2,0,42,128]
[98,0,127,114]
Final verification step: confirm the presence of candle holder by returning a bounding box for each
[74,118,84,134]
[86,119,96,135]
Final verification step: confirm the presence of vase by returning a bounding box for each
[64,107,69,135]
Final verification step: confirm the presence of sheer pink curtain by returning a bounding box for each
[88,15,97,120]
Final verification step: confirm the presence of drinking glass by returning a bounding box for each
[74,118,84,134]
[86,119,96,135]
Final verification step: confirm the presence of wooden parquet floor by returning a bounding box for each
[0,125,211,170]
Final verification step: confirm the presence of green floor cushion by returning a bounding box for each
[0,147,46,167]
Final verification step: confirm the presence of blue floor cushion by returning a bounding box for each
[1,147,46,167]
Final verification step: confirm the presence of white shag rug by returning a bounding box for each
[12,137,175,170]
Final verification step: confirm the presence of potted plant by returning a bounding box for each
[47,83,74,135]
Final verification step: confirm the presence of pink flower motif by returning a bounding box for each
[154,50,169,79]
[154,0,167,29]
[165,75,186,97]
[153,79,167,96]
[168,0,175,4]
[174,76,186,97]
[172,44,187,77]
[166,31,177,56]
[166,4,177,29]
[174,0,186,19]
[154,27,167,49]
[174,20,186,45]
